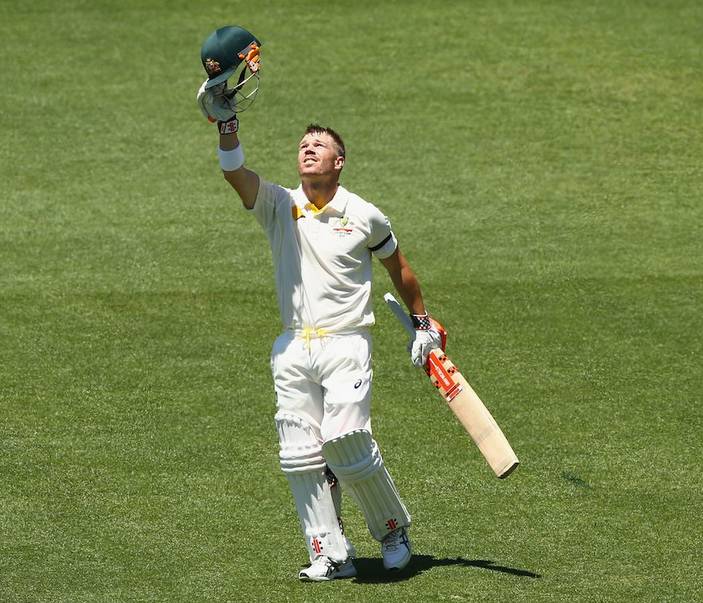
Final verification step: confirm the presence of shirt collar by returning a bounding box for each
[297,184,348,217]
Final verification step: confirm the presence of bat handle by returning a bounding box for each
[383,292,415,336]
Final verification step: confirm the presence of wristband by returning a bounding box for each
[218,144,245,172]
[411,313,431,330]
[218,115,239,135]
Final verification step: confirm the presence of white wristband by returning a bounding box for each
[218,144,245,172]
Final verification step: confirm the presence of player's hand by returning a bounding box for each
[408,322,443,368]
[196,80,237,123]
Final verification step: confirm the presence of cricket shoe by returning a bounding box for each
[298,556,357,582]
[381,527,412,571]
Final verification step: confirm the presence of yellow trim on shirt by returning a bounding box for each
[304,202,324,215]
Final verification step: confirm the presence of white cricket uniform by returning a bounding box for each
[249,180,397,441]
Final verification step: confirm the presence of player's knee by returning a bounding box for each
[319,402,371,443]
[275,411,325,474]
[321,429,383,482]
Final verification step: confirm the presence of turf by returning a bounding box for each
[1,1,701,601]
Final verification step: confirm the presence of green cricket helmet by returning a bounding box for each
[200,25,262,110]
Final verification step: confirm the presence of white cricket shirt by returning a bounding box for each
[248,180,397,332]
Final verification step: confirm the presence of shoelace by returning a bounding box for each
[383,531,403,551]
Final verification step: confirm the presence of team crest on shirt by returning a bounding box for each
[332,216,354,237]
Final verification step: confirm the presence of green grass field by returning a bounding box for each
[1,1,701,601]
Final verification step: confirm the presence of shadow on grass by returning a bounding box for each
[351,555,541,584]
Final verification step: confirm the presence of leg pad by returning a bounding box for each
[275,411,326,474]
[275,412,346,562]
[322,429,411,541]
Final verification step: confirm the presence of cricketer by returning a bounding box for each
[197,25,443,581]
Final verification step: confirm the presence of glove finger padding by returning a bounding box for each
[430,317,448,351]
[410,328,443,368]
[196,80,237,122]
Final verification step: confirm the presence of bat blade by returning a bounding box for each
[384,292,519,478]
[426,350,519,478]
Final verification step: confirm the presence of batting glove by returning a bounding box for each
[408,314,443,368]
[196,80,237,123]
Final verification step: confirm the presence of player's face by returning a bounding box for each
[297,132,344,178]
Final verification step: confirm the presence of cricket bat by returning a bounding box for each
[384,293,519,479]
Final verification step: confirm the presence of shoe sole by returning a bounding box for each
[298,563,357,582]
[383,552,412,571]
[299,574,333,582]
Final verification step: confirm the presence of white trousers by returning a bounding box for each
[271,329,373,562]
[271,329,373,440]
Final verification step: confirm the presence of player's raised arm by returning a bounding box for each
[196,26,262,209]
[217,129,260,210]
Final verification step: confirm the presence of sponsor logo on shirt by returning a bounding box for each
[332,215,354,236]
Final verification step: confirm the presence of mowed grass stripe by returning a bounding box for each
[2,1,701,601]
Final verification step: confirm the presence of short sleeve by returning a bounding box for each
[367,205,398,259]
[248,179,289,231]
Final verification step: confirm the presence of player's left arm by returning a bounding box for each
[379,249,426,316]
[380,250,443,367]
[366,205,426,314]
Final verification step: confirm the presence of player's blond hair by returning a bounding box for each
[304,124,346,158]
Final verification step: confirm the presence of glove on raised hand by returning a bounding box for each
[408,314,443,368]
[196,80,237,123]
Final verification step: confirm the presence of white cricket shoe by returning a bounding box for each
[298,556,357,582]
[381,527,412,571]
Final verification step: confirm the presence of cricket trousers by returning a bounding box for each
[271,329,373,439]
[270,329,410,562]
